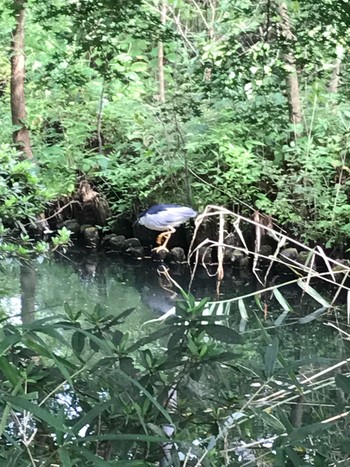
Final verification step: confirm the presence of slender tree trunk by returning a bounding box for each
[11,0,33,159]
[158,1,167,103]
[278,2,302,129]
[328,45,344,93]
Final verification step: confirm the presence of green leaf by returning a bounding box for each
[75,446,110,466]
[82,433,172,443]
[72,331,85,354]
[205,325,242,344]
[127,325,181,352]
[71,398,119,436]
[259,410,286,433]
[335,373,350,395]
[289,421,335,444]
[118,371,173,426]
[3,395,68,433]
[0,357,22,388]
[264,337,279,378]
[130,61,148,72]
[58,448,72,467]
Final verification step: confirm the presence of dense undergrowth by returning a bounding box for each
[1,0,350,249]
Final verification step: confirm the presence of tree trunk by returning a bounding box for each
[158,1,167,103]
[328,45,344,93]
[277,2,302,129]
[11,0,33,159]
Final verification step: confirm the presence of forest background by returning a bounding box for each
[1,0,350,252]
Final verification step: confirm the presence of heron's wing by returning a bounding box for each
[159,207,197,226]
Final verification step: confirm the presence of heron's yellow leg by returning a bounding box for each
[153,227,176,253]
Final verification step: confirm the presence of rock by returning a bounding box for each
[110,216,134,238]
[82,226,99,248]
[123,238,144,258]
[238,256,251,268]
[296,251,311,265]
[168,247,186,263]
[194,245,214,264]
[280,248,299,261]
[259,244,273,256]
[109,235,127,252]
[123,238,142,250]
[127,246,145,259]
[57,219,80,236]
[151,249,168,261]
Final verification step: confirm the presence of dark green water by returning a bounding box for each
[0,249,345,358]
[0,250,257,324]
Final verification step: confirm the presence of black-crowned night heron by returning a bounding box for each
[138,204,197,253]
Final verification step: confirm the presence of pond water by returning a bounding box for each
[0,249,344,358]
[0,249,348,465]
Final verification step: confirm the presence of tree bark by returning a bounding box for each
[328,59,341,93]
[11,0,33,159]
[158,1,167,103]
[328,45,344,93]
[278,2,302,128]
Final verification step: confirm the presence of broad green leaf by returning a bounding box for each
[335,373,350,395]
[0,357,22,388]
[82,433,172,443]
[259,410,286,433]
[238,299,248,320]
[71,398,119,435]
[205,325,242,344]
[72,331,85,354]
[58,447,72,467]
[130,61,148,72]
[274,310,290,326]
[289,421,335,444]
[127,325,181,352]
[3,395,68,433]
